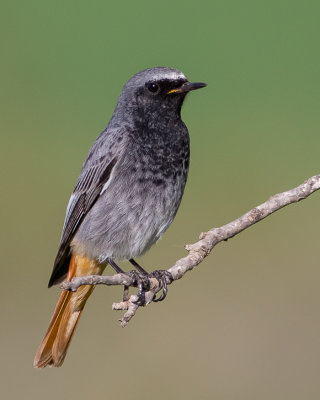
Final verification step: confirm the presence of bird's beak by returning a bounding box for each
[167,81,207,95]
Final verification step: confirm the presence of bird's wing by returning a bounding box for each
[48,132,120,287]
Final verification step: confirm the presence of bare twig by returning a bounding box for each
[61,174,320,326]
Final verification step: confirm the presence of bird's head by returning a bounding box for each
[115,67,207,123]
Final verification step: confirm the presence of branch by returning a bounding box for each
[61,174,320,326]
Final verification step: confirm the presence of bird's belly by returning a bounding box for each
[72,176,185,262]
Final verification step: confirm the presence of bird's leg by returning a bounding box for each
[122,285,129,302]
[107,258,125,274]
[129,258,148,275]
[107,259,130,301]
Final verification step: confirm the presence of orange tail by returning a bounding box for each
[34,254,106,368]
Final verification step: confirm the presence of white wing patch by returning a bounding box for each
[63,193,76,230]
[100,178,112,195]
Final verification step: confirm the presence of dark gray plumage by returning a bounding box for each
[49,67,206,287]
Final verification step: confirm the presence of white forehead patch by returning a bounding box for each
[126,68,187,89]
[154,70,186,82]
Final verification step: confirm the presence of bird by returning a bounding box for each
[34,67,207,368]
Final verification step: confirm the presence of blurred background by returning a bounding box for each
[1,0,320,399]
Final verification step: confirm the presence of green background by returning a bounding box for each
[1,1,320,399]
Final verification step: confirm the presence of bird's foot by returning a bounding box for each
[150,270,173,302]
[127,270,151,306]
[125,269,173,305]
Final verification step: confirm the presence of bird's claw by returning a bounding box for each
[127,270,150,306]
[150,270,173,302]
[125,269,173,305]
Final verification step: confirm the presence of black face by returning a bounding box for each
[130,78,189,120]
[144,78,187,98]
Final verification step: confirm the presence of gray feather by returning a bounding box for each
[48,67,204,286]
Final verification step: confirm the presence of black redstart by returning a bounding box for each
[34,67,207,367]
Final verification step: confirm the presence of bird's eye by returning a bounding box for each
[147,82,160,94]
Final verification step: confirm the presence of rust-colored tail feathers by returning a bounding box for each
[34,254,105,368]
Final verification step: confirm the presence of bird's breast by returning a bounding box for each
[73,126,190,261]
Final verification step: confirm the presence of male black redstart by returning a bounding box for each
[34,67,207,368]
